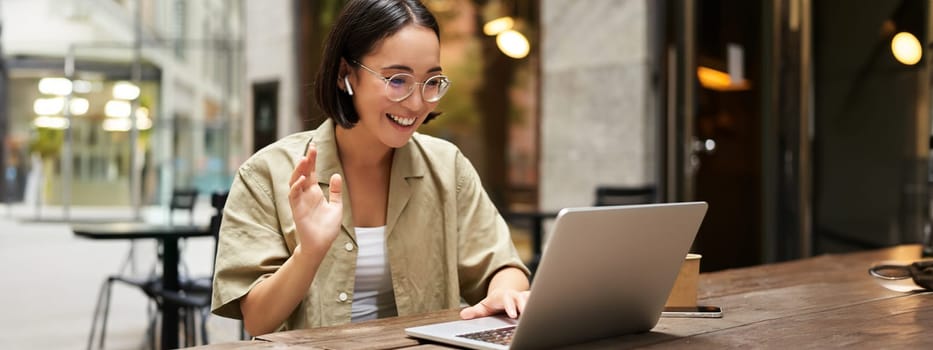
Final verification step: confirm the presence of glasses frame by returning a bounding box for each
[352,60,451,103]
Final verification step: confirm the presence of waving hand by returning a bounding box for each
[288,142,343,255]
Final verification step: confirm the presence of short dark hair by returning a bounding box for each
[314,0,442,129]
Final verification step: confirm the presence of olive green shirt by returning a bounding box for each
[211,119,529,330]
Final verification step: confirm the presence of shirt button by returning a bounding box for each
[338,292,348,302]
[344,242,354,252]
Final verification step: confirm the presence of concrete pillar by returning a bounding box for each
[540,0,655,210]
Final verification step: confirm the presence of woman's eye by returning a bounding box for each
[388,77,408,87]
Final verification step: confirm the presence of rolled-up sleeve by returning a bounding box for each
[455,152,530,304]
[211,162,290,319]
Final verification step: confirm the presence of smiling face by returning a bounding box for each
[342,24,442,149]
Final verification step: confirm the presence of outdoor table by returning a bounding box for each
[73,222,211,350]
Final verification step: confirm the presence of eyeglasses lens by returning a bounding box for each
[423,76,450,102]
[383,74,450,102]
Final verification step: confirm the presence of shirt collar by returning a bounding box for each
[310,118,426,186]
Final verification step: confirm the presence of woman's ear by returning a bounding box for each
[344,76,354,96]
[338,59,353,95]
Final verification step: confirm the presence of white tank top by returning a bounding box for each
[350,226,398,322]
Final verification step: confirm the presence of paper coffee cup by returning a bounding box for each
[665,253,702,307]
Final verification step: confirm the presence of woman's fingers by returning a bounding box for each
[289,151,341,212]
[516,291,529,314]
[459,290,530,320]
[328,174,342,204]
[305,143,318,186]
[503,294,517,319]
[289,158,306,188]
[289,175,307,201]
[291,143,318,188]
[459,300,495,320]
[458,306,475,319]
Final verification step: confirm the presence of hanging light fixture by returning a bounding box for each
[484,16,514,36]
[482,0,531,59]
[496,30,530,59]
[891,31,922,65]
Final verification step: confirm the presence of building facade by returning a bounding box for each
[1,0,245,214]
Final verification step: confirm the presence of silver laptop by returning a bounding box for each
[405,202,708,349]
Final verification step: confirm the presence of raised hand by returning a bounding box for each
[288,142,343,256]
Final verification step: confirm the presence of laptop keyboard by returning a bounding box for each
[457,326,517,345]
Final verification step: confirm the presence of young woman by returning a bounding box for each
[211,0,530,335]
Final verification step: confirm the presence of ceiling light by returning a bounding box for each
[697,66,750,91]
[113,81,141,100]
[33,97,65,115]
[38,78,73,96]
[34,116,70,129]
[105,100,132,118]
[70,98,90,116]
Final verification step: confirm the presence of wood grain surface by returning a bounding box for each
[191,245,931,349]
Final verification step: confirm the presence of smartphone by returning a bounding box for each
[661,306,723,318]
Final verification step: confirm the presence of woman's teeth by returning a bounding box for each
[388,114,415,126]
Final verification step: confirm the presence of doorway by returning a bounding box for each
[694,0,763,271]
[663,0,764,271]
[252,81,279,153]
[663,0,932,270]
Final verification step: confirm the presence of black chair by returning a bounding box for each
[169,188,199,225]
[594,186,657,206]
[86,189,202,350]
[87,269,161,350]
[153,191,236,346]
[170,189,199,283]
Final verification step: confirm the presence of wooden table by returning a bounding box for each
[74,222,212,350]
[193,245,932,349]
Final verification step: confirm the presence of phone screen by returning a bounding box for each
[661,306,723,318]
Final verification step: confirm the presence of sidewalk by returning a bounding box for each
[0,201,241,349]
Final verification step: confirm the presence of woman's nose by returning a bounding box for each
[400,86,426,111]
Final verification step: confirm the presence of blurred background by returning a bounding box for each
[1,0,932,348]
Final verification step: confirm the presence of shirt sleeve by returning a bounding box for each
[211,162,291,319]
[455,152,531,304]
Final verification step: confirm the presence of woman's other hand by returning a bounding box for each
[459,289,531,320]
[288,142,343,256]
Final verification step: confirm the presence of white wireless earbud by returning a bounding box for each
[344,76,354,96]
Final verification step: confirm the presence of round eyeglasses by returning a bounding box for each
[353,61,451,103]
